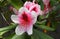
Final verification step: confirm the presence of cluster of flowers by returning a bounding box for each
[11,0,50,35]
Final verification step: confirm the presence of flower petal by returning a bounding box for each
[24,1,32,7]
[15,25,26,35]
[31,11,37,24]
[29,4,41,15]
[32,17,37,24]
[11,15,19,23]
[18,7,29,14]
[27,25,33,35]
[31,11,37,18]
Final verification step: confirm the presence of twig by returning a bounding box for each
[1,13,9,25]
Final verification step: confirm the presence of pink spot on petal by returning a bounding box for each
[18,11,32,27]
[31,7,38,13]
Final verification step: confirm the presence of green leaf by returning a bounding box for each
[7,0,23,9]
[0,0,4,2]
[11,33,31,39]
[35,24,55,31]
[31,29,54,39]
[4,33,31,39]
[37,0,44,10]
[0,23,16,37]
[0,23,17,32]
[0,30,8,38]
[39,13,49,20]
[3,33,15,39]
[55,4,60,11]
[4,33,26,39]
[12,35,25,39]
[0,30,8,36]
[36,20,46,25]
[50,0,58,6]
[0,35,2,38]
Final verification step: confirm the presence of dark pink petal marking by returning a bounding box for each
[19,11,32,26]
[31,7,38,13]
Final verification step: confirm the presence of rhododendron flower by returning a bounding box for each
[11,7,37,35]
[24,1,43,15]
[42,0,51,14]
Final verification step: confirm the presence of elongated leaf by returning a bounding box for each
[31,29,54,39]
[0,30,8,36]
[37,0,44,10]
[11,33,31,39]
[12,35,25,39]
[0,35,2,38]
[36,20,46,25]
[0,30,8,38]
[0,23,17,32]
[35,25,55,31]
[3,33,15,39]
[39,13,49,20]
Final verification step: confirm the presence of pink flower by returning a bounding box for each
[11,7,37,35]
[42,0,51,14]
[24,1,43,15]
